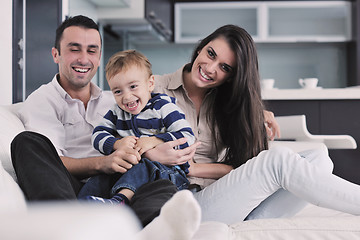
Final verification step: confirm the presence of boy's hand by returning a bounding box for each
[102,147,141,174]
[135,136,164,155]
[113,136,138,152]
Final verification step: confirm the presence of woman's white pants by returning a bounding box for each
[193,146,360,224]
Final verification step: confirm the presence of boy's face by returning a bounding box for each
[108,65,155,115]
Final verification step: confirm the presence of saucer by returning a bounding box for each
[301,87,322,90]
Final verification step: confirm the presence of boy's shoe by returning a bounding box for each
[80,193,129,205]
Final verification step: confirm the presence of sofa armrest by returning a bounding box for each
[0,103,25,181]
[275,115,357,149]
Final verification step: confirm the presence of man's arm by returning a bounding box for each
[60,147,141,179]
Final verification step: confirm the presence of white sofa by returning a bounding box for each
[1,103,360,240]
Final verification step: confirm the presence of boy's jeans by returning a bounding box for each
[78,158,188,198]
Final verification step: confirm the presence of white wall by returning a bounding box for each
[68,0,98,21]
[0,1,13,105]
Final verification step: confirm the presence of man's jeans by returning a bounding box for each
[79,158,189,198]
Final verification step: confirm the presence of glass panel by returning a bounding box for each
[25,0,59,99]
[132,42,348,89]
[257,43,347,89]
[180,8,258,39]
[269,6,348,37]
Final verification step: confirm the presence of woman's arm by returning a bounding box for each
[60,146,141,179]
[187,159,233,179]
[144,138,231,179]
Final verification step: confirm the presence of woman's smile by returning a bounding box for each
[199,67,213,82]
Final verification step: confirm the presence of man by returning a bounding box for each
[10,16,199,231]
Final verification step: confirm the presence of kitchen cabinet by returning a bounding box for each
[174,1,352,43]
[266,1,351,42]
[145,0,174,41]
[349,0,360,86]
[98,0,174,42]
[175,2,259,43]
[265,99,360,185]
[13,0,61,102]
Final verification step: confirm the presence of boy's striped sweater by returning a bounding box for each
[92,93,195,173]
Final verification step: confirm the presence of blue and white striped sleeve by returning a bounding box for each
[154,98,195,149]
[92,109,119,155]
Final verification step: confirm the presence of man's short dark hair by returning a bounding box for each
[54,15,101,54]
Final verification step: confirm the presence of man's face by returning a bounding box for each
[52,26,101,91]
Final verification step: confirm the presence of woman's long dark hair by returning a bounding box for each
[184,25,268,168]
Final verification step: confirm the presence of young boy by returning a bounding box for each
[79,50,195,204]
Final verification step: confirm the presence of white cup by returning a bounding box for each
[299,78,318,89]
[260,79,275,90]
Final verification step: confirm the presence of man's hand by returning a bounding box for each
[263,110,281,140]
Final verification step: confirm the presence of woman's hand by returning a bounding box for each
[135,136,164,155]
[263,110,281,140]
[143,138,201,166]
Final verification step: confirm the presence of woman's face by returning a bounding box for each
[190,37,236,89]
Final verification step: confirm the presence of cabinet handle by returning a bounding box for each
[18,58,24,70]
[148,10,156,19]
[18,38,24,50]
[155,19,165,29]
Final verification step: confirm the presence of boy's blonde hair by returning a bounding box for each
[105,49,152,81]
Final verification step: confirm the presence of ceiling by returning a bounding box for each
[86,0,131,8]
[78,0,168,45]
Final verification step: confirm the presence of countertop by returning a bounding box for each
[261,87,360,100]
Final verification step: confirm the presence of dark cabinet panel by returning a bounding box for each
[145,0,174,41]
[320,100,360,136]
[321,100,360,184]
[13,0,61,102]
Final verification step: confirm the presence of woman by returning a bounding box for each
[144,24,360,224]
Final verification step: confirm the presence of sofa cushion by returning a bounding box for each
[0,203,140,239]
[229,216,360,240]
[0,104,24,181]
[192,222,231,240]
[0,161,26,212]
